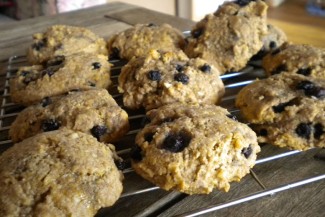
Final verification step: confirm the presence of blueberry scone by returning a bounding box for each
[107,23,186,60]
[132,103,260,194]
[0,130,123,217]
[184,0,268,74]
[9,89,129,143]
[236,73,325,150]
[27,25,108,64]
[10,53,112,105]
[118,49,225,110]
[262,43,325,77]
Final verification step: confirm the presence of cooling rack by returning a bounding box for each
[1,56,324,217]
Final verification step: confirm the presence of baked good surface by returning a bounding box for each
[262,43,325,77]
[107,23,186,60]
[184,0,268,74]
[131,103,260,194]
[0,130,123,217]
[236,73,325,150]
[118,49,225,110]
[27,25,108,64]
[251,24,287,60]
[10,53,112,105]
[9,89,129,143]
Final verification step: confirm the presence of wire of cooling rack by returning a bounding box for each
[1,55,324,217]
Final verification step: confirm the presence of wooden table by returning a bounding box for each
[0,2,324,217]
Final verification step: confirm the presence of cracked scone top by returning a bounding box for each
[236,73,325,150]
[9,89,129,143]
[107,23,186,60]
[10,53,112,106]
[184,0,268,74]
[27,25,108,64]
[132,103,260,194]
[0,130,123,217]
[262,43,325,78]
[118,49,225,110]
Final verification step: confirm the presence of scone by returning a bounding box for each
[236,73,325,150]
[9,89,129,143]
[262,43,325,77]
[107,23,185,60]
[0,130,123,217]
[10,53,112,105]
[131,103,260,194]
[184,0,268,74]
[27,25,108,64]
[118,49,225,110]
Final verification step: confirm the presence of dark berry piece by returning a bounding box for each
[23,73,39,85]
[296,80,325,98]
[20,70,30,77]
[235,0,255,7]
[32,38,47,51]
[241,145,252,158]
[314,123,324,139]
[174,73,189,84]
[41,68,56,77]
[259,129,268,136]
[131,145,143,161]
[91,125,107,141]
[147,23,157,27]
[271,64,287,75]
[92,62,101,70]
[297,67,312,76]
[144,132,155,143]
[295,123,312,140]
[271,48,281,56]
[147,70,162,81]
[41,119,60,132]
[114,159,129,170]
[41,97,52,107]
[296,80,315,91]
[176,64,184,72]
[272,99,299,113]
[109,47,120,60]
[161,117,174,123]
[226,114,238,121]
[46,56,65,67]
[199,64,211,73]
[88,81,96,87]
[191,28,204,38]
[269,41,277,49]
[161,132,191,153]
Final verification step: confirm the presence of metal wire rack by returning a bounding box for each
[1,56,324,217]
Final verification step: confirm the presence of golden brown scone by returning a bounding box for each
[10,53,112,106]
[132,103,260,194]
[9,89,129,143]
[107,23,185,60]
[185,0,268,74]
[118,49,225,110]
[27,25,108,64]
[262,43,325,78]
[0,130,123,217]
[236,73,325,150]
